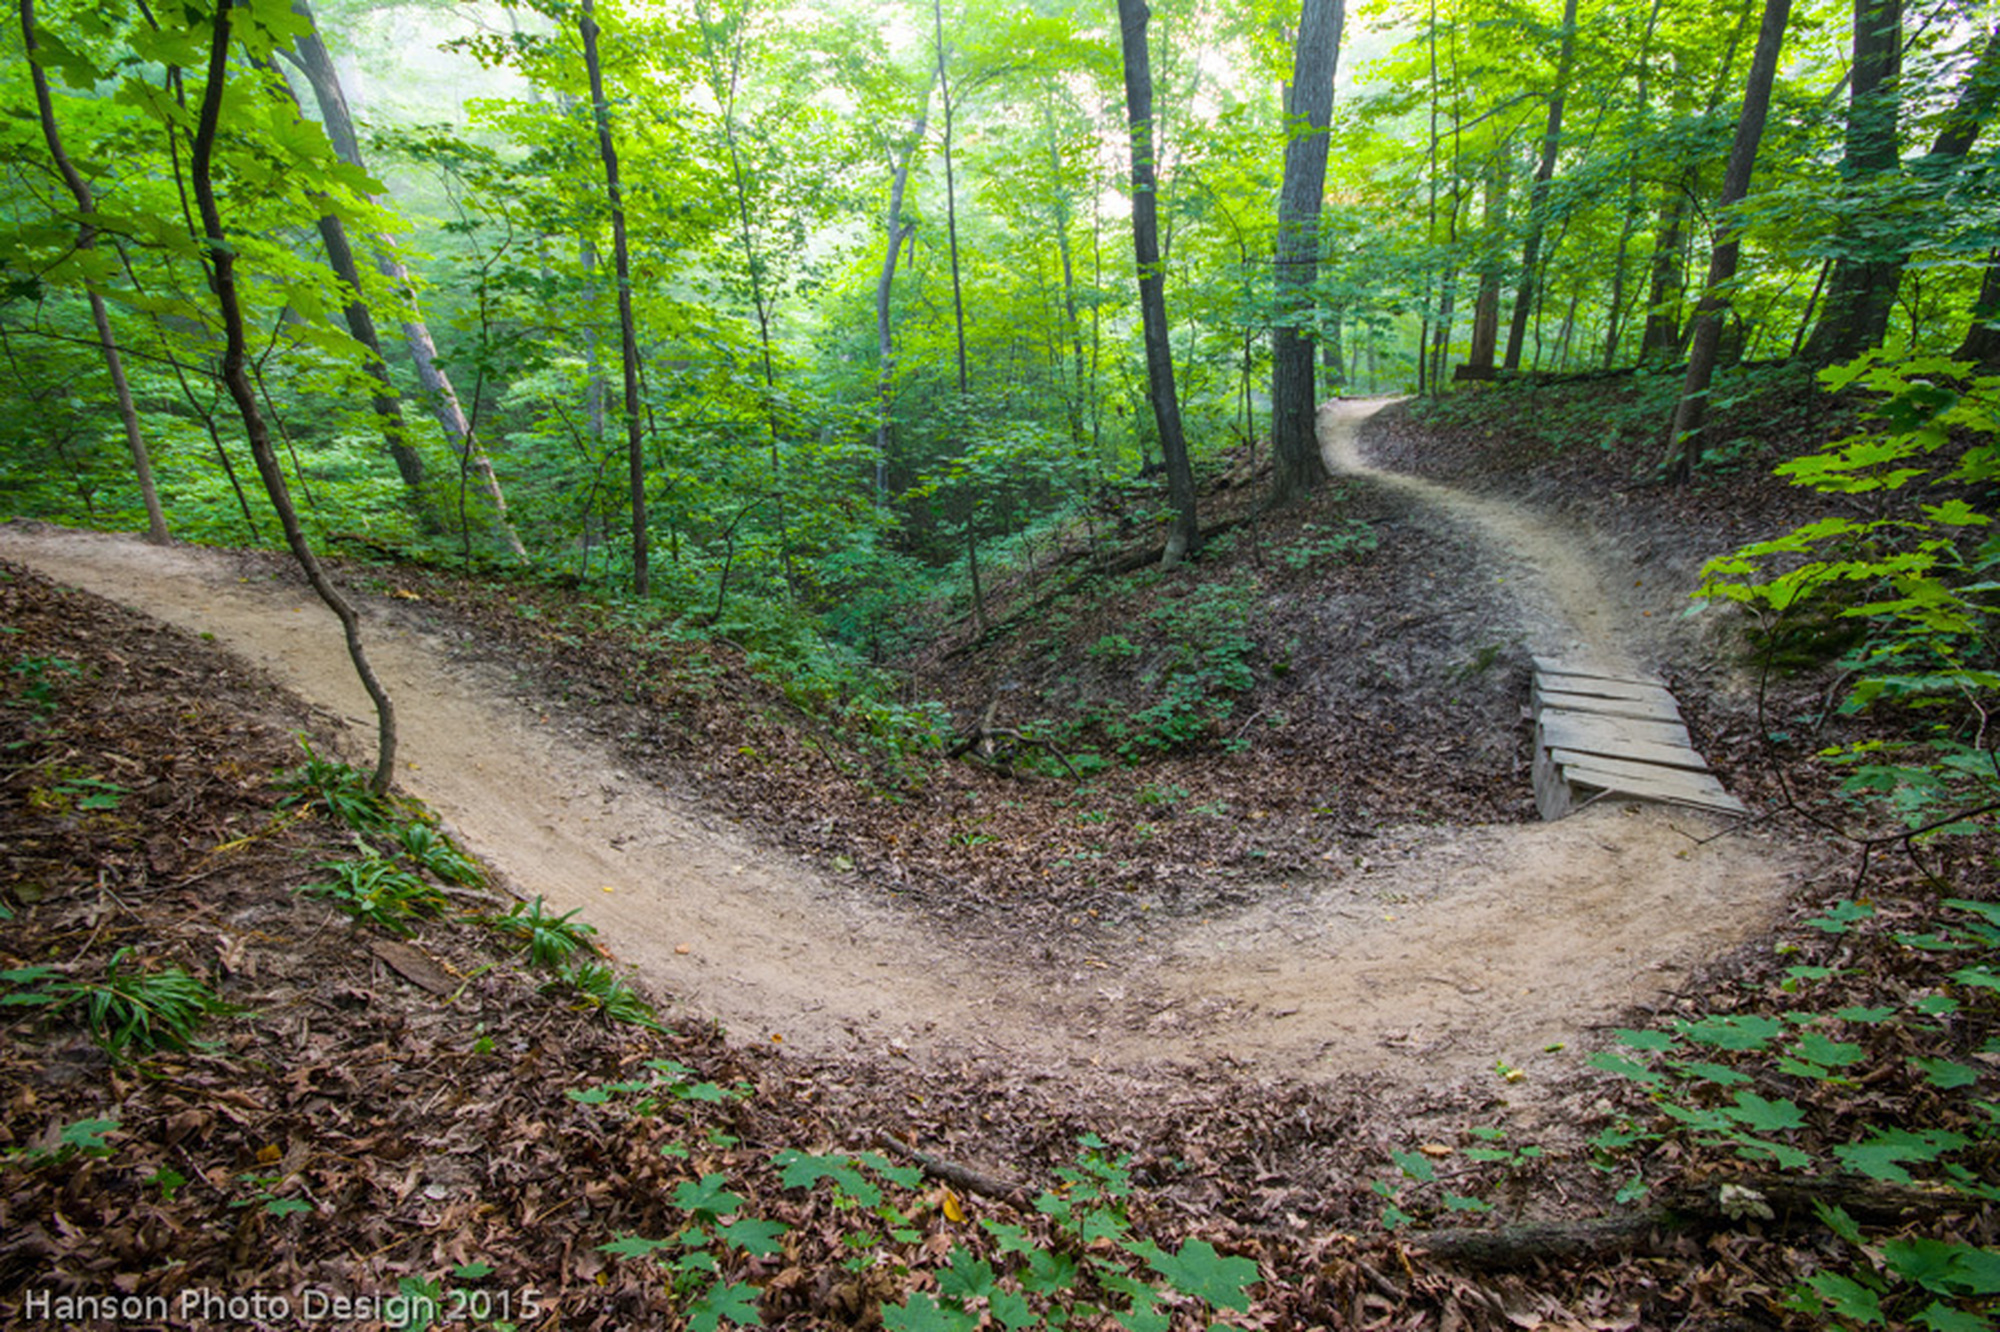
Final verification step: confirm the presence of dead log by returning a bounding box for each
[1411,1175,1975,1271]
[874,1131,1031,1207]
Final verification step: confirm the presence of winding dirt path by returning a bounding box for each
[0,419,1800,1090]
[1321,397,1646,673]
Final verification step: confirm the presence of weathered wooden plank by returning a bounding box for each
[1533,685,1683,724]
[1561,762,1748,814]
[1536,707,1694,752]
[1536,723,1709,773]
[1530,659,1746,819]
[1534,670,1676,705]
[1547,748,1727,793]
[1531,656,1662,687]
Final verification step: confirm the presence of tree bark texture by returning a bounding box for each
[1466,150,1509,373]
[1662,0,1792,482]
[1115,0,1200,566]
[580,0,648,596]
[22,0,171,546]
[1803,0,1904,363]
[1502,0,1578,372]
[1270,0,1343,505]
[191,1,396,793]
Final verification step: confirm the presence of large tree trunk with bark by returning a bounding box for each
[23,0,170,546]
[1802,0,1905,363]
[1502,0,1579,372]
[1115,0,1199,566]
[1661,0,1793,483]
[1465,150,1510,375]
[279,0,525,558]
[1270,0,1344,504]
[579,0,648,596]
[192,1,395,793]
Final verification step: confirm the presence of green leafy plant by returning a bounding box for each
[776,1138,1261,1331]
[492,896,598,968]
[6,654,81,727]
[5,1115,120,1168]
[300,853,448,935]
[3,950,227,1055]
[567,1058,748,1111]
[1588,892,2000,1326]
[600,1172,781,1332]
[276,739,396,832]
[1274,517,1376,570]
[547,958,663,1031]
[393,819,484,887]
[1699,353,2000,842]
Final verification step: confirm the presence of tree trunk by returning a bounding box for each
[875,77,934,498]
[23,0,170,546]
[1502,0,1579,371]
[1802,0,1904,363]
[1116,0,1200,565]
[579,0,648,596]
[1047,104,1090,448]
[1661,0,1793,482]
[192,1,394,792]
[1959,252,2000,366]
[934,0,970,398]
[278,0,524,558]
[1270,0,1344,505]
[253,53,429,502]
[1602,0,1667,368]
[1466,149,1510,374]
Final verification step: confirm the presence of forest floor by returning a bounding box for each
[4,383,1991,1328]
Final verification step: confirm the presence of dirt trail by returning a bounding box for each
[0,428,1799,1088]
[1322,397,1649,674]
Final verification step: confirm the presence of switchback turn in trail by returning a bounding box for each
[0,415,1799,1092]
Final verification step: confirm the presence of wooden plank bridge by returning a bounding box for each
[1531,657,1747,820]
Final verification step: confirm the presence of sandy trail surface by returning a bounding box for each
[0,413,1798,1088]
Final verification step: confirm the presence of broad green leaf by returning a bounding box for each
[1912,1058,1981,1090]
[1615,1028,1675,1052]
[672,1174,744,1221]
[598,1234,671,1259]
[1913,1301,1991,1332]
[1815,1201,1866,1245]
[1725,1092,1806,1133]
[1677,1014,1785,1051]
[1794,1031,1867,1069]
[1587,1051,1663,1085]
[1137,1238,1259,1311]
[937,1247,996,1300]
[1807,901,1877,934]
[1801,1272,1886,1324]
[717,1217,787,1256]
[688,1280,764,1332]
[1390,1149,1436,1182]
[1885,1237,1968,1294]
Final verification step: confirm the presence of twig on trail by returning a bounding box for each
[874,1130,1032,1206]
